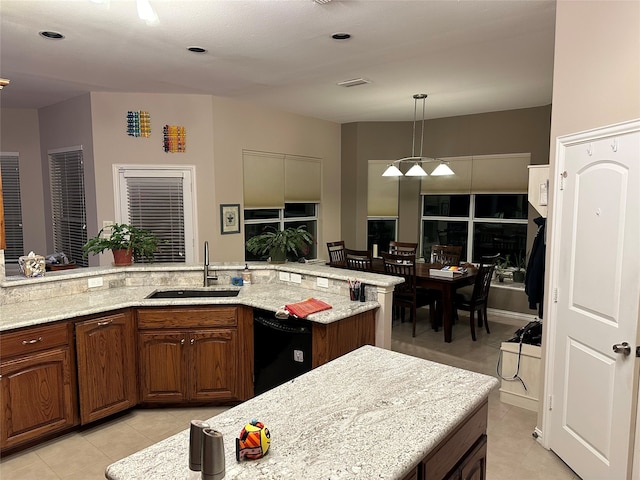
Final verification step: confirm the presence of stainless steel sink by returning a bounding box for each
[146,289,240,299]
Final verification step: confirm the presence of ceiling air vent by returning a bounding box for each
[337,78,371,88]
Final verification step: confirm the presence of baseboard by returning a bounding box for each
[487,308,537,323]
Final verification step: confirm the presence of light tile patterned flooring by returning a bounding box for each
[0,310,580,480]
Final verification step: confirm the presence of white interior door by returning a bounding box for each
[546,120,640,480]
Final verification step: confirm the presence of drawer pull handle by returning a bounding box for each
[181,338,186,345]
[22,337,43,345]
[190,338,195,345]
[97,320,113,327]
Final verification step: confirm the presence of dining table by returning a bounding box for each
[414,263,477,342]
[332,258,477,343]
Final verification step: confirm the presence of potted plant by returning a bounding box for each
[512,251,527,283]
[245,225,314,264]
[83,223,161,266]
[495,255,511,283]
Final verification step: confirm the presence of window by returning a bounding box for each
[49,146,87,266]
[244,203,318,261]
[367,219,396,255]
[367,160,399,256]
[0,153,24,266]
[421,194,527,263]
[115,166,195,263]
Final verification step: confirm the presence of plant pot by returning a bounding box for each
[268,248,287,264]
[513,270,525,283]
[112,248,133,266]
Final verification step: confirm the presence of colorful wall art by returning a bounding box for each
[126,110,151,137]
[163,125,186,153]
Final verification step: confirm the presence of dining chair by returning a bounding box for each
[327,241,346,267]
[430,244,462,266]
[344,248,373,271]
[453,263,495,341]
[381,252,437,337]
[388,241,418,256]
[479,252,501,265]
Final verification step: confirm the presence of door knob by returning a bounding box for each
[612,342,631,356]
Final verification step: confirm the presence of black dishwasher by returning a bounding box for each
[253,309,312,395]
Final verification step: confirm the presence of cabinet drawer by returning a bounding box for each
[137,307,237,329]
[1,322,70,359]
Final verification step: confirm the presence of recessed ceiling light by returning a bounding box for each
[187,46,207,54]
[332,33,351,40]
[39,31,65,40]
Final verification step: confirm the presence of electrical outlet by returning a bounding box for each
[290,273,301,284]
[316,277,329,288]
[102,220,114,229]
[279,272,290,282]
[88,277,103,288]
[293,350,304,363]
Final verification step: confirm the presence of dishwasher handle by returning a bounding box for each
[254,316,311,334]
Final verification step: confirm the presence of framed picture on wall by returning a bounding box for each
[220,204,241,234]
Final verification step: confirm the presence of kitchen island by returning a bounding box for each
[105,345,498,480]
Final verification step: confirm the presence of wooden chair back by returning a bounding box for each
[430,244,462,266]
[381,252,417,298]
[389,241,418,256]
[472,263,496,304]
[454,263,496,341]
[479,252,501,265]
[327,241,346,266]
[345,248,373,271]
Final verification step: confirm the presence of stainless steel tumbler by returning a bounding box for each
[201,428,225,480]
[189,420,210,471]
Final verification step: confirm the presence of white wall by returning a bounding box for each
[0,108,46,257]
[88,92,341,264]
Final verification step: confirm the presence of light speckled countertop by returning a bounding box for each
[105,345,498,480]
[0,283,380,332]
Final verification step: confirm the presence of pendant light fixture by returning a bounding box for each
[382,94,455,177]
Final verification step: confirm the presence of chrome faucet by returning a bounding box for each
[203,241,218,286]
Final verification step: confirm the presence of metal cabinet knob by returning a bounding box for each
[612,342,631,356]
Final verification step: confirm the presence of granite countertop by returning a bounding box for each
[0,283,379,332]
[105,345,498,480]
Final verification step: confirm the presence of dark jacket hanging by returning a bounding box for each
[525,216,546,318]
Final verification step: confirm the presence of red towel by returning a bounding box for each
[285,298,332,318]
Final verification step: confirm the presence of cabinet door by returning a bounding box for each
[139,331,187,403]
[459,436,487,480]
[76,311,137,424]
[0,348,77,450]
[189,329,239,401]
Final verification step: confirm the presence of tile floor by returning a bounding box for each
[0,310,580,480]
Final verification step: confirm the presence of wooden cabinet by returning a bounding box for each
[0,322,77,452]
[311,309,376,368]
[137,306,253,404]
[75,310,137,424]
[421,401,489,480]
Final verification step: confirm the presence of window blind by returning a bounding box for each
[243,151,285,208]
[368,161,399,216]
[125,176,186,263]
[420,154,530,194]
[0,153,24,264]
[243,151,322,207]
[49,147,87,266]
[285,155,321,203]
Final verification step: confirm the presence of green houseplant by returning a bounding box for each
[245,225,314,263]
[512,251,527,283]
[83,223,161,266]
[495,255,511,283]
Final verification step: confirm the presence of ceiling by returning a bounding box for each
[0,0,556,124]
